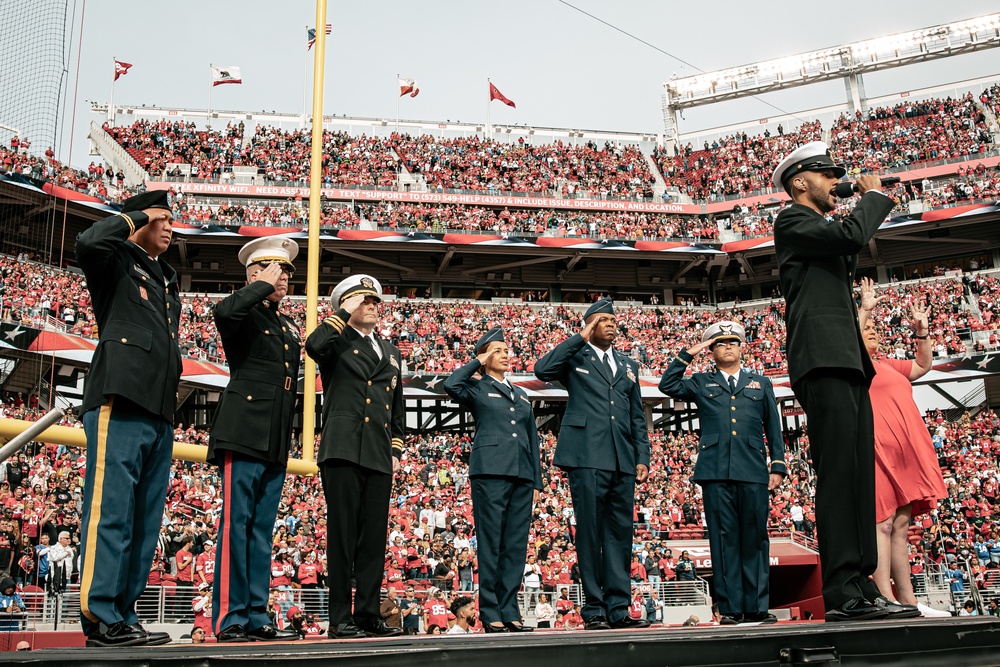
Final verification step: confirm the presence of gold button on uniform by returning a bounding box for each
[385,404,390,410]
[731,396,736,400]
[732,430,737,435]
[354,349,359,355]
[282,326,287,332]
[368,381,372,386]
[732,418,737,423]
[284,344,289,350]
[166,302,170,309]
[285,362,289,368]
[732,406,736,411]
[264,330,270,334]
[366,398,371,404]
[247,395,253,400]
[364,417,370,423]
[121,338,128,343]
[611,416,616,421]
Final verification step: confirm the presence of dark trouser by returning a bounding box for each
[701,480,770,615]
[470,475,534,624]
[320,460,392,626]
[213,451,286,634]
[566,467,635,622]
[794,369,881,609]
[79,399,172,634]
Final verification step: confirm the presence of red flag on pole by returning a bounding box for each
[114,60,133,82]
[489,82,516,108]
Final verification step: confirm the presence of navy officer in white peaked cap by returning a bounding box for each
[306,274,405,638]
[659,320,785,625]
[208,235,300,642]
[534,298,651,630]
[771,141,901,622]
[444,326,542,632]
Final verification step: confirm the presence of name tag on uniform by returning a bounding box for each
[488,392,502,398]
[132,264,151,279]
[706,383,720,387]
[575,367,590,374]
[520,396,530,403]
[138,286,148,300]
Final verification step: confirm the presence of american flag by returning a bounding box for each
[307,24,333,50]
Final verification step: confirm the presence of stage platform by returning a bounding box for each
[5,617,1000,667]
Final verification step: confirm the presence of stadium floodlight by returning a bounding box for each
[665,12,1000,108]
[661,12,1000,146]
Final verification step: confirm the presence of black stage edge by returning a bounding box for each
[8,617,1000,667]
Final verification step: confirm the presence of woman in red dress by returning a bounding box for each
[858,278,948,617]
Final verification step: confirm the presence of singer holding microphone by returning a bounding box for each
[772,142,897,622]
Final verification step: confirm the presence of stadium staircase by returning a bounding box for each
[972,96,1000,140]
[392,147,428,192]
[87,120,150,187]
[641,150,670,201]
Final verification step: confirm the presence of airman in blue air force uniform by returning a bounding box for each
[444,327,542,633]
[658,321,785,625]
[305,274,405,639]
[533,299,652,630]
[208,236,300,643]
[75,190,179,647]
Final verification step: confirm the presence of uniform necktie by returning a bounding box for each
[729,376,738,395]
[504,381,515,401]
[603,352,614,382]
[369,336,382,360]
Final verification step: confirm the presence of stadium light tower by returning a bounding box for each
[661,12,1000,152]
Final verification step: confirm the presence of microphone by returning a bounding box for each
[834,176,901,198]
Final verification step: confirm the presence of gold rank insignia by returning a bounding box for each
[391,376,398,389]
[361,276,375,289]
[389,355,399,369]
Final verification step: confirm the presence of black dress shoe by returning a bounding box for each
[719,613,742,625]
[484,623,510,633]
[609,616,651,629]
[356,618,403,637]
[247,624,299,641]
[217,624,248,642]
[328,623,367,639]
[873,597,921,619]
[504,622,534,632]
[86,620,149,647]
[129,623,172,645]
[584,616,610,630]
[825,597,889,622]
[741,612,777,624]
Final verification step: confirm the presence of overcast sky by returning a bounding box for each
[59,1,1000,168]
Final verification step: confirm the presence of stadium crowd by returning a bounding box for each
[5,252,1000,374]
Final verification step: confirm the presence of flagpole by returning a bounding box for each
[395,73,400,136]
[486,78,491,141]
[302,26,309,128]
[207,63,213,130]
[302,0,329,470]
[109,57,116,126]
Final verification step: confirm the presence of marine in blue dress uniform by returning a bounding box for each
[208,237,300,642]
[75,190,179,647]
[305,274,405,639]
[533,299,651,630]
[443,327,542,633]
[658,321,785,624]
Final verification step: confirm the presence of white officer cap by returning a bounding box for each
[331,274,382,308]
[770,141,846,190]
[237,236,299,269]
[702,321,746,345]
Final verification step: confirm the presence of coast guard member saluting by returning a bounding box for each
[658,321,785,625]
